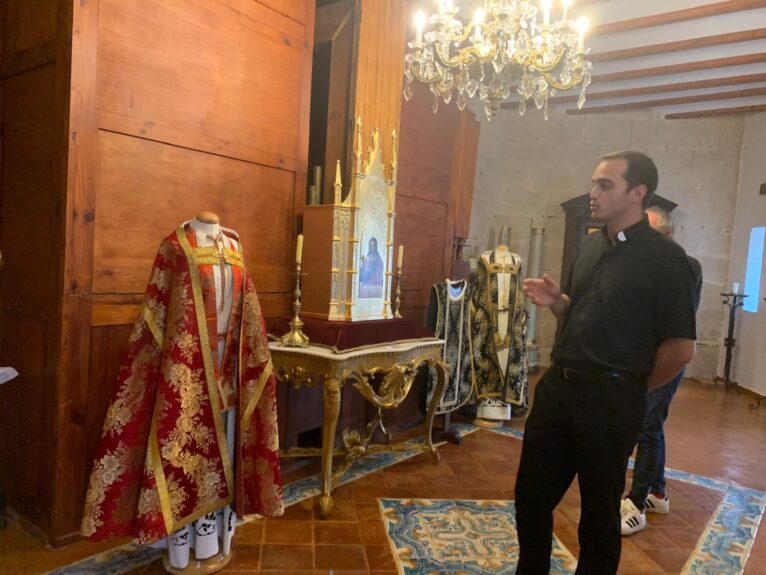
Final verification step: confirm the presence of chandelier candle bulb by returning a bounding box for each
[541,0,551,26]
[562,0,571,21]
[295,234,303,264]
[577,16,588,52]
[415,10,425,44]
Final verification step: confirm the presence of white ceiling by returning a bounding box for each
[502,0,766,118]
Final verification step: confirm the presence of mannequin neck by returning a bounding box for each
[190,217,221,237]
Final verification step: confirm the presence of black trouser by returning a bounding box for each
[515,368,647,575]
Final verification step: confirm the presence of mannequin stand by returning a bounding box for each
[163,551,232,575]
[714,291,747,395]
[473,417,502,429]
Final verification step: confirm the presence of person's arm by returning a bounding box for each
[522,274,571,320]
[645,338,695,390]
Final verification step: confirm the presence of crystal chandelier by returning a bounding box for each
[403,0,593,121]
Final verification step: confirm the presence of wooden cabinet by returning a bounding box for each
[0,0,314,544]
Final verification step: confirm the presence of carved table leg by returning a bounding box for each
[319,377,341,518]
[424,362,447,464]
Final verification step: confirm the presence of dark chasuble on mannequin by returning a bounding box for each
[471,248,529,422]
[425,279,475,415]
[81,215,283,571]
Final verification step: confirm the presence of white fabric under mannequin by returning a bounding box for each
[167,215,238,570]
[476,245,512,422]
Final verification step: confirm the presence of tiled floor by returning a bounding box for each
[3,378,766,574]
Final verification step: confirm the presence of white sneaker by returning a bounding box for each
[645,492,670,514]
[620,498,646,536]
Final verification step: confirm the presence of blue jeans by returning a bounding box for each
[628,370,683,510]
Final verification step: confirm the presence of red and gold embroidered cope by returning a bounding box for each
[81,225,283,544]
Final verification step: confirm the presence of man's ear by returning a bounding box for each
[630,184,648,206]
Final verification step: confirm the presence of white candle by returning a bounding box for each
[397,245,404,269]
[474,8,484,42]
[415,10,425,43]
[562,0,572,21]
[541,0,551,26]
[295,234,304,264]
[732,282,740,294]
[576,16,588,52]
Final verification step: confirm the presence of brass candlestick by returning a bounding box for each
[280,262,309,347]
[393,266,403,318]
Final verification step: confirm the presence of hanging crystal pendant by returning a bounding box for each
[403,81,414,102]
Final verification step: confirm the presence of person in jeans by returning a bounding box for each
[620,206,703,535]
[517,151,698,574]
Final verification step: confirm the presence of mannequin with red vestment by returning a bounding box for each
[81,213,283,572]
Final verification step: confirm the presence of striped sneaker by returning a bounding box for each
[620,498,646,536]
[645,492,670,514]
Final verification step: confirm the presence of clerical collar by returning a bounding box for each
[600,217,652,245]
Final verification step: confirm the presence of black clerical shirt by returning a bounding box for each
[552,217,697,374]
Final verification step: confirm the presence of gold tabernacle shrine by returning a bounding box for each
[302,119,398,321]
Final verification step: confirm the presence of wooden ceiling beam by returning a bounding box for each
[592,52,766,84]
[566,86,766,114]
[666,104,766,118]
[531,73,766,106]
[589,28,766,62]
[589,0,766,37]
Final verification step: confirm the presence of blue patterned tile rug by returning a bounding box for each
[46,423,766,575]
[379,497,576,575]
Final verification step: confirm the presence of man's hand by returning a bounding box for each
[523,274,570,319]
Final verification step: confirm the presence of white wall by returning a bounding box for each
[468,106,744,379]
[726,113,766,394]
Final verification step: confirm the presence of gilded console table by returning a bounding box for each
[269,339,448,517]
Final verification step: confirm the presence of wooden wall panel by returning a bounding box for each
[0,66,62,314]
[2,0,58,54]
[97,0,306,171]
[451,110,480,239]
[353,0,408,170]
[254,0,308,24]
[0,315,54,530]
[0,61,65,531]
[394,196,450,321]
[93,130,295,295]
[398,83,459,206]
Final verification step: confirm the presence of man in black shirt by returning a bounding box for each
[515,151,697,574]
[620,206,704,535]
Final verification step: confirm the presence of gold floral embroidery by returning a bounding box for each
[175,331,196,363]
[167,476,190,519]
[81,443,128,537]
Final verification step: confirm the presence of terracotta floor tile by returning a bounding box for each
[351,485,390,502]
[234,519,264,543]
[617,547,665,574]
[321,500,358,522]
[628,526,681,550]
[314,522,362,545]
[657,526,704,549]
[264,520,313,544]
[421,473,463,488]
[672,508,713,528]
[383,472,425,489]
[359,521,389,545]
[641,548,690,573]
[355,502,383,522]
[227,543,261,570]
[365,544,396,569]
[260,544,314,570]
[314,544,367,570]
[278,499,314,521]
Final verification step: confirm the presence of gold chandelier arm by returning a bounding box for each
[543,70,583,91]
[526,46,566,73]
[410,63,445,85]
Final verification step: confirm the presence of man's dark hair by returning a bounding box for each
[600,150,658,209]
